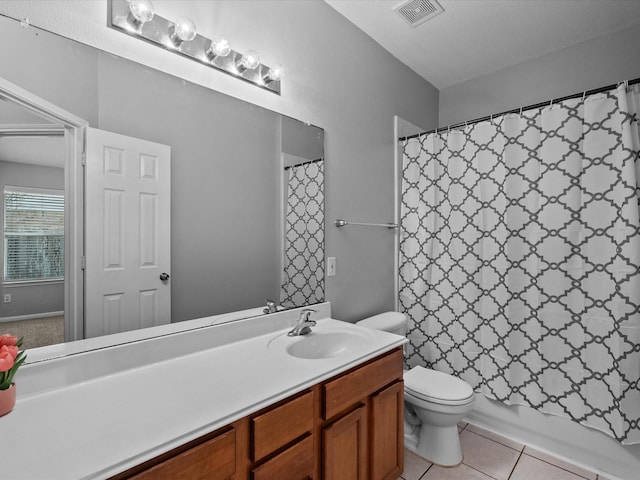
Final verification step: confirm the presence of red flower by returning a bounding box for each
[0,334,18,347]
[0,350,14,373]
[0,345,18,360]
[0,334,25,389]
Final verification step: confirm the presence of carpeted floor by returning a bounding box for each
[1,316,64,349]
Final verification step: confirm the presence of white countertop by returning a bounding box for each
[0,305,405,479]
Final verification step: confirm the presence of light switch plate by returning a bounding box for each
[327,257,336,277]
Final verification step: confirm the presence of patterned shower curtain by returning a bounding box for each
[400,84,640,444]
[280,160,325,308]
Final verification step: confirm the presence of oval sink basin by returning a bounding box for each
[268,327,375,359]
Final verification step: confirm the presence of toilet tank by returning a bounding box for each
[356,312,407,337]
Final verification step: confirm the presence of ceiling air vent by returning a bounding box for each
[394,0,444,28]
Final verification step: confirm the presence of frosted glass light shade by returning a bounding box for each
[267,63,284,82]
[207,35,231,59]
[128,0,154,24]
[238,50,260,71]
[170,16,197,44]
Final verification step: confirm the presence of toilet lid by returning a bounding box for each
[356,312,406,331]
[404,366,474,404]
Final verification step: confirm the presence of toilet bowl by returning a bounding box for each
[403,365,474,466]
[356,312,475,466]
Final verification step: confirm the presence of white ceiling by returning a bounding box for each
[0,136,66,169]
[325,0,640,89]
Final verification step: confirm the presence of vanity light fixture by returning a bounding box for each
[108,0,282,95]
[236,49,260,73]
[263,63,284,84]
[126,0,154,29]
[168,16,197,47]
[206,35,231,61]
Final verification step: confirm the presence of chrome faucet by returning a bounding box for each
[263,299,277,314]
[288,309,317,336]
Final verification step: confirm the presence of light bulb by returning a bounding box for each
[169,17,197,46]
[236,49,260,73]
[263,63,284,83]
[206,35,231,60]
[128,0,155,25]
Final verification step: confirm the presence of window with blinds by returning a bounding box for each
[3,186,64,282]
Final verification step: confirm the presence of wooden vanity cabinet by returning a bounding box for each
[112,427,239,480]
[250,389,316,480]
[321,348,404,480]
[110,347,403,480]
[252,434,314,480]
[322,404,368,479]
[251,390,314,462]
[369,381,404,480]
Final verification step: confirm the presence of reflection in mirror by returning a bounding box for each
[280,117,325,308]
[0,14,324,354]
[0,98,66,349]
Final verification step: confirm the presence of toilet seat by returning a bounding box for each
[404,366,474,406]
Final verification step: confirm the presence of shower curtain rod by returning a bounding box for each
[400,76,640,141]
[284,157,323,170]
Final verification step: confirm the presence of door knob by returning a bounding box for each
[159,273,170,281]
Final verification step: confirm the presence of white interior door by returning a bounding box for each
[85,127,171,338]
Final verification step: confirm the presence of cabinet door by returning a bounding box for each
[370,381,404,480]
[322,405,367,480]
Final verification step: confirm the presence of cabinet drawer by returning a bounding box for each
[252,434,314,480]
[129,428,236,480]
[251,390,314,461]
[323,348,403,420]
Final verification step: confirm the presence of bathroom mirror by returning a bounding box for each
[0,15,324,352]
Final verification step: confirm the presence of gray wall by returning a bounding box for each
[0,160,64,318]
[0,17,99,126]
[315,7,438,321]
[439,23,640,127]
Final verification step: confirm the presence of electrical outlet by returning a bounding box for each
[3,293,11,303]
[327,257,336,277]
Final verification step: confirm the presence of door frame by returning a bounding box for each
[0,76,88,342]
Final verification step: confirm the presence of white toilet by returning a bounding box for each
[356,312,475,467]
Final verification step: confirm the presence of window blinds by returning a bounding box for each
[3,187,64,282]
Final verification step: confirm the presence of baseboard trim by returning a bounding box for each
[0,311,64,323]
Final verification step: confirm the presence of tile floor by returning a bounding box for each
[399,422,613,480]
